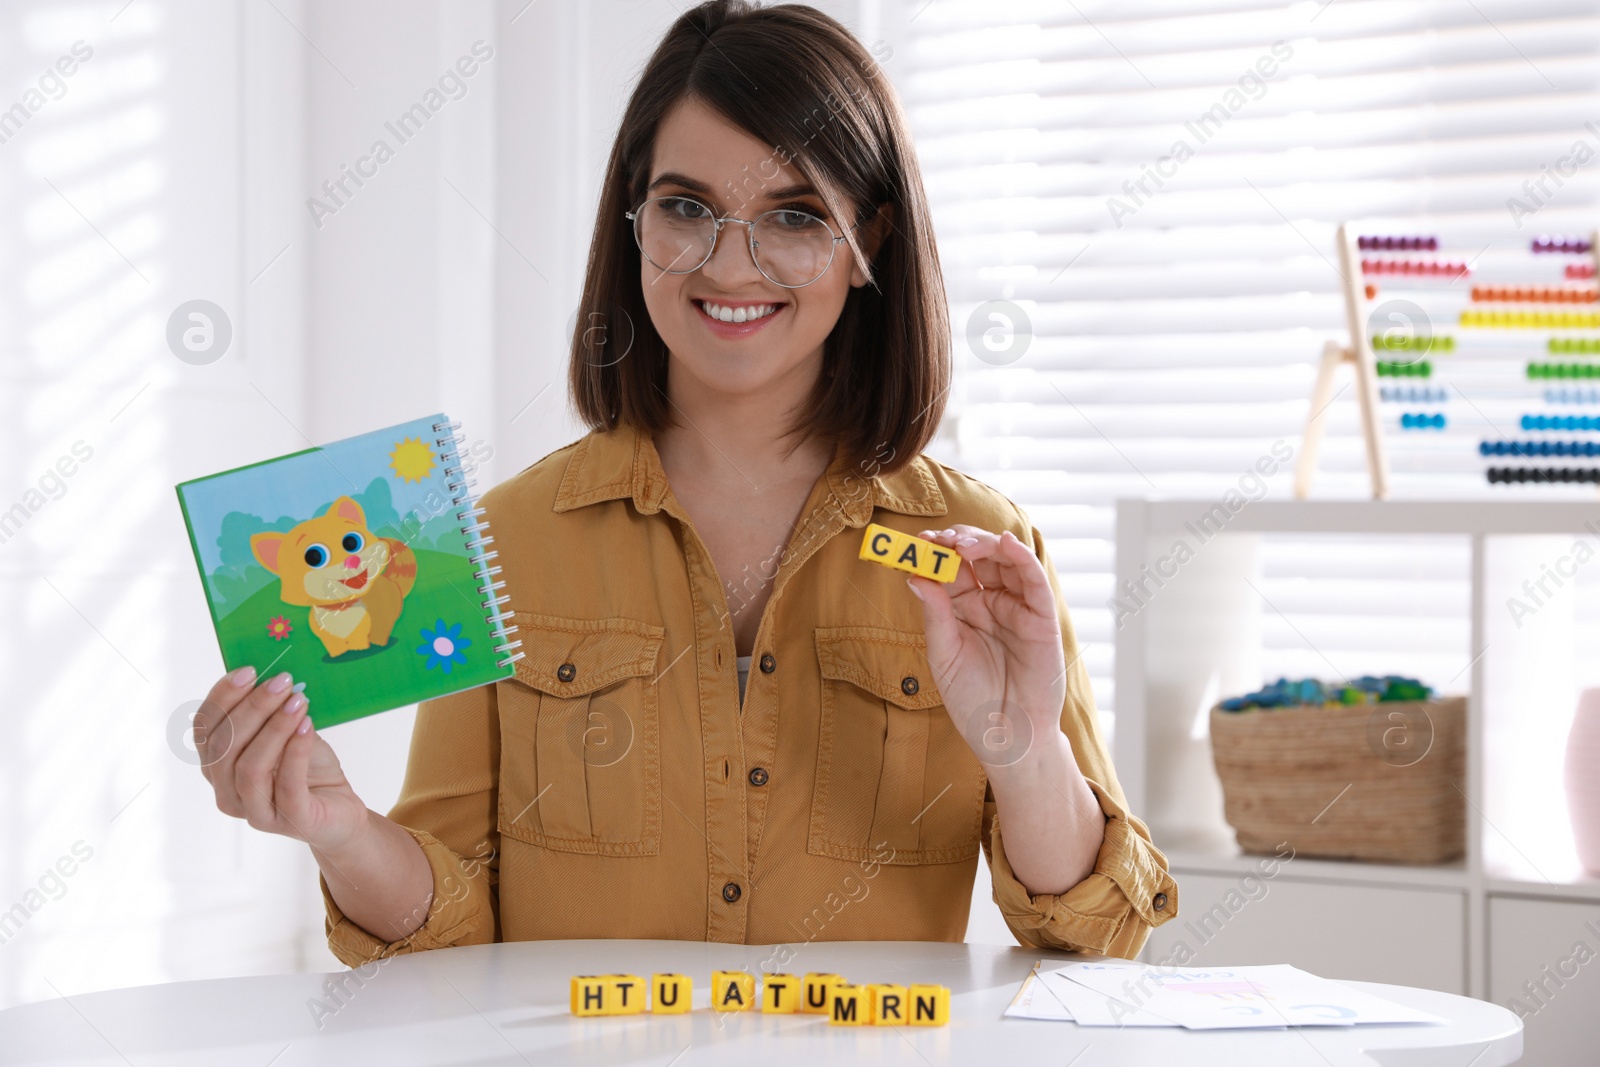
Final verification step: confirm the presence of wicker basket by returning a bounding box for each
[1209,696,1466,864]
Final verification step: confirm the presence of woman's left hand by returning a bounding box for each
[906,525,1068,769]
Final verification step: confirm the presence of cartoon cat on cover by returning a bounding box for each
[250,497,417,658]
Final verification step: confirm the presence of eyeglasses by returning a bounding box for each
[626,195,852,289]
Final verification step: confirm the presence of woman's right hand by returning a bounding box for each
[195,667,371,857]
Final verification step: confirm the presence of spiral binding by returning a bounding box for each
[432,418,524,668]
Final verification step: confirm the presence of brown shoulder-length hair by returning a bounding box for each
[569,0,949,475]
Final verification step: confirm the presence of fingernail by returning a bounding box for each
[956,537,979,547]
[267,672,293,694]
[906,578,925,601]
[296,717,313,735]
[291,681,307,694]
[283,693,307,715]
[229,665,256,687]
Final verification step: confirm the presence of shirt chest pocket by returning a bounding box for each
[497,612,664,857]
[808,627,986,866]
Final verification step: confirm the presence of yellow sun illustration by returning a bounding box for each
[389,437,436,483]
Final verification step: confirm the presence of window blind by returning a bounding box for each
[895,0,1600,723]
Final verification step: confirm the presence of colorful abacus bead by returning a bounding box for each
[1358,235,1439,251]
[1532,235,1595,254]
[1487,467,1600,484]
[1521,414,1600,431]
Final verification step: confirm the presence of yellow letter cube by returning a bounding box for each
[651,973,691,1014]
[711,970,755,1012]
[859,523,962,583]
[802,972,843,1014]
[607,974,645,1015]
[907,984,950,1026]
[570,975,607,1016]
[868,983,909,1025]
[762,972,799,1013]
[829,983,866,1025]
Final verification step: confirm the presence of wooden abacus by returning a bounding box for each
[1294,223,1600,500]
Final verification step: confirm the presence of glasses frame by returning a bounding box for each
[625,194,855,289]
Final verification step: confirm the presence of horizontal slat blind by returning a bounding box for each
[898,0,1600,718]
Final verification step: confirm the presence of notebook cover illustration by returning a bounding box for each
[175,413,521,728]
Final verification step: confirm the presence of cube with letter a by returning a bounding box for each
[570,975,608,1017]
[907,983,950,1026]
[868,983,908,1025]
[802,972,843,1014]
[651,973,691,1014]
[711,970,755,1012]
[858,523,962,583]
[762,972,799,1013]
[606,974,645,1015]
[829,983,867,1026]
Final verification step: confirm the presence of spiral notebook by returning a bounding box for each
[175,414,523,728]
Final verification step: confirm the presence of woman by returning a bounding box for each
[194,0,1176,965]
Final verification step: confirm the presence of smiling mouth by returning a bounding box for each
[340,570,369,590]
[695,299,783,324]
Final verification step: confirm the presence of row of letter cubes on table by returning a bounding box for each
[569,972,950,1025]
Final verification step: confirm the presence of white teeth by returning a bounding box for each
[701,301,775,324]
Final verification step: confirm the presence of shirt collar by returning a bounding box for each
[551,423,946,522]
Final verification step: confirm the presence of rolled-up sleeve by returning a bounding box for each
[984,780,1178,956]
[979,522,1179,957]
[319,680,503,968]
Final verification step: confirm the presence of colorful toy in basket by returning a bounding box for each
[1217,675,1433,711]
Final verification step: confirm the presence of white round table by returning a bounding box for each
[0,940,1522,1065]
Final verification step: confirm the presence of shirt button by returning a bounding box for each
[749,767,769,787]
[901,675,919,696]
[1153,892,1168,912]
[556,663,577,683]
[759,653,776,674]
[722,882,742,903]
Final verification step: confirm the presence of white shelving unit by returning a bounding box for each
[1113,499,1600,1061]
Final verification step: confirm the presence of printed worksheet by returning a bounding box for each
[1052,962,1445,1030]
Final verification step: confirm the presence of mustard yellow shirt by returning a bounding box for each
[321,424,1177,965]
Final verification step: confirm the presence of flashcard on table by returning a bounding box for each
[1026,970,1176,1027]
[1002,967,1074,1022]
[1051,963,1445,1030]
[858,523,962,582]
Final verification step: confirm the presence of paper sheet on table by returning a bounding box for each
[1002,964,1175,1026]
[1052,962,1446,1030]
[1002,967,1073,1021]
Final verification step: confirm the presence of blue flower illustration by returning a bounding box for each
[417,619,472,673]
